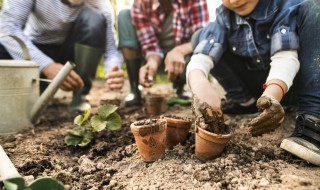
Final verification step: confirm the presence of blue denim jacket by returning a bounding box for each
[194,0,303,70]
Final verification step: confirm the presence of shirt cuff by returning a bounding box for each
[146,51,164,59]
[266,50,300,91]
[186,53,214,87]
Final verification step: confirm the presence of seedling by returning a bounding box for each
[65,105,122,147]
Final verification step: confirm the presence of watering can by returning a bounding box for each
[0,35,75,135]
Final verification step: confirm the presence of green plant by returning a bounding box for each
[65,105,122,146]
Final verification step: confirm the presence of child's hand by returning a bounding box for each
[248,96,285,136]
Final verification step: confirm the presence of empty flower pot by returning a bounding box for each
[130,118,167,162]
[162,115,192,149]
[145,94,165,116]
[195,126,232,162]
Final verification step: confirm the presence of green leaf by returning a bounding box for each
[74,115,84,125]
[83,109,91,122]
[65,134,82,146]
[91,115,107,132]
[69,126,86,136]
[97,105,118,120]
[3,177,26,190]
[28,177,64,190]
[78,131,94,147]
[106,113,122,131]
[74,110,91,125]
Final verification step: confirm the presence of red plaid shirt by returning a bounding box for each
[131,0,209,57]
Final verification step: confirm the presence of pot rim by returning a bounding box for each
[196,126,232,143]
[130,119,167,133]
[163,116,192,129]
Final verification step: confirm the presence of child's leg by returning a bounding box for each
[211,51,269,114]
[295,0,320,115]
[280,0,320,166]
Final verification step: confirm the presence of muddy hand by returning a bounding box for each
[249,96,284,136]
[192,95,224,133]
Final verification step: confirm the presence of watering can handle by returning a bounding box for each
[0,34,31,61]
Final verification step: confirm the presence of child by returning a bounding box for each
[187,0,320,166]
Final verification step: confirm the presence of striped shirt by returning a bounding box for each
[0,0,122,73]
[132,0,209,58]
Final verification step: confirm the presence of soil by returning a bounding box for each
[1,79,320,190]
[193,97,229,134]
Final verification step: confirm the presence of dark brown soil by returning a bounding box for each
[1,79,320,190]
[162,114,192,122]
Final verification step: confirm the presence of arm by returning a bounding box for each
[89,0,124,91]
[131,0,163,58]
[0,0,83,91]
[249,51,300,136]
[165,0,209,82]
[165,42,192,82]
[0,0,53,71]
[187,53,221,111]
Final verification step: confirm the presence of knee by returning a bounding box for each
[117,9,131,27]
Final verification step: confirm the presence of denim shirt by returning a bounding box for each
[194,0,303,70]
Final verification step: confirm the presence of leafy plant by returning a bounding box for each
[65,105,122,146]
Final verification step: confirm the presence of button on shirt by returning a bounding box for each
[132,0,209,58]
[0,0,122,72]
[194,0,302,70]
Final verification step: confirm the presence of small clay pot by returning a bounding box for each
[130,118,167,162]
[162,115,192,149]
[195,126,232,162]
[145,94,165,116]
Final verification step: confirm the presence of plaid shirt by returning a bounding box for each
[131,0,209,57]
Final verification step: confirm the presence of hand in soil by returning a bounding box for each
[139,63,156,88]
[192,96,227,134]
[248,96,285,136]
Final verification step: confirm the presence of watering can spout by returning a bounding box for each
[30,61,75,123]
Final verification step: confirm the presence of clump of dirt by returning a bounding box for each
[162,114,192,122]
[133,119,158,126]
[192,96,230,134]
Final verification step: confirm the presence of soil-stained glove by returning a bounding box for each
[248,96,285,136]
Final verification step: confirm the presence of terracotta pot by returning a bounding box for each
[195,126,232,162]
[130,118,167,162]
[145,94,165,116]
[163,115,192,149]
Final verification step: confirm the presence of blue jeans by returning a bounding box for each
[192,0,320,116]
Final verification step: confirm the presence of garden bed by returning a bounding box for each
[0,79,319,190]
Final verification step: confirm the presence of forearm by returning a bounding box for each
[0,0,53,71]
[146,54,162,68]
[173,42,193,56]
[262,79,287,102]
[188,70,221,110]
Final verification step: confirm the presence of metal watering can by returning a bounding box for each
[0,35,75,135]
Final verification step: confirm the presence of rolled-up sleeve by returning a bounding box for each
[0,0,54,71]
[270,2,300,55]
[193,19,227,65]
